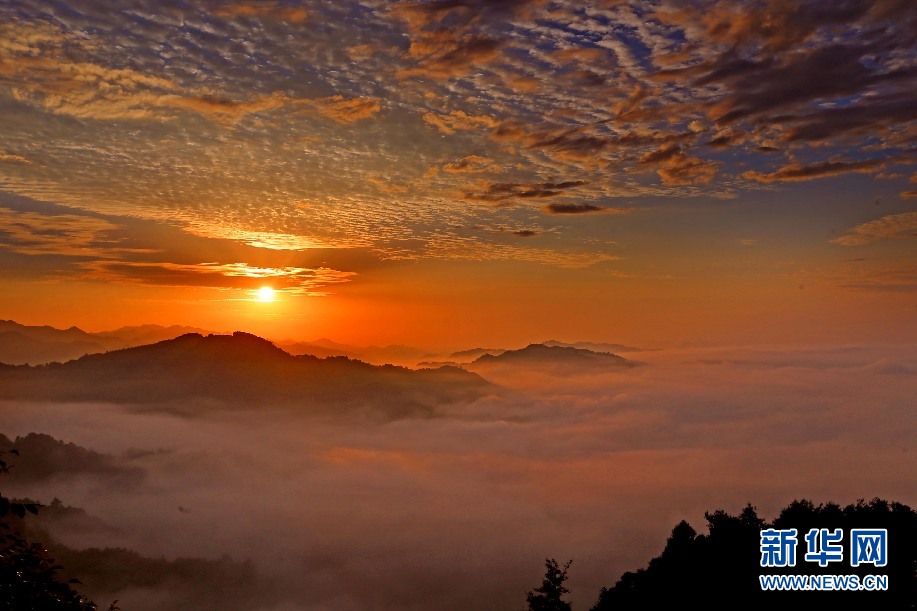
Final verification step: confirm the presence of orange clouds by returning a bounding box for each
[423,110,498,134]
[399,33,502,80]
[638,145,717,186]
[0,152,33,165]
[1,22,379,126]
[743,158,889,183]
[214,2,308,23]
[85,261,356,294]
[462,180,588,204]
[310,96,382,124]
[442,156,495,174]
[167,93,288,123]
[831,212,917,246]
[0,207,117,257]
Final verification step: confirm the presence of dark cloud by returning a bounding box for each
[463,181,587,203]
[542,203,604,215]
[743,158,891,183]
[399,32,503,80]
[638,144,683,165]
[783,92,917,142]
[492,122,611,162]
[638,145,718,186]
[511,229,538,237]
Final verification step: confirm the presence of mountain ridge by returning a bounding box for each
[0,332,492,418]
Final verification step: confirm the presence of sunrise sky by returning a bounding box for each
[1,0,914,348]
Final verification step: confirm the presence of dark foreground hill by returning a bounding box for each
[0,332,492,418]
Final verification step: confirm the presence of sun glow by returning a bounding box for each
[255,286,275,302]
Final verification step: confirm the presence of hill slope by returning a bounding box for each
[0,332,492,418]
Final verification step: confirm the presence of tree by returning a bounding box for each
[591,498,917,610]
[527,558,572,611]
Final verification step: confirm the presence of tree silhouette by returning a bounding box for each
[591,498,916,610]
[527,558,572,611]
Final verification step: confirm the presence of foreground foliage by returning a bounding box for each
[0,449,96,610]
[591,498,916,610]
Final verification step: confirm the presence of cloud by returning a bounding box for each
[84,261,356,295]
[393,0,547,80]
[165,93,288,123]
[743,158,890,183]
[398,32,503,80]
[831,212,917,246]
[414,232,620,268]
[392,0,541,29]
[183,226,362,251]
[423,111,498,134]
[442,155,494,173]
[309,96,382,124]
[462,181,588,203]
[214,2,309,23]
[651,0,916,161]
[0,21,292,123]
[639,145,717,186]
[542,203,605,215]
[0,207,119,257]
[0,0,914,275]
[491,122,611,163]
[0,152,34,165]
[783,92,917,143]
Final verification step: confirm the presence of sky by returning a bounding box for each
[0,0,915,348]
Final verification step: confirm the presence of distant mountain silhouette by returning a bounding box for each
[417,361,462,369]
[94,323,212,345]
[0,332,492,418]
[541,340,646,353]
[278,337,436,366]
[277,338,362,359]
[0,320,210,365]
[447,347,507,361]
[468,343,637,373]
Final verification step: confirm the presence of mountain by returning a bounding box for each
[448,347,507,361]
[95,324,211,345]
[277,338,365,359]
[0,320,113,365]
[0,320,211,365]
[0,433,142,485]
[468,343,638,373]
[278,338,435,366]
[0,332,492,418]
[541,340,646,353]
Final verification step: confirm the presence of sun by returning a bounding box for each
[255,286,275,302]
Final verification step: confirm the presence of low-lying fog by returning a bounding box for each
[2,343,914,610]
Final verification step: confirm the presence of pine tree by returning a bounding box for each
[526,558,572,611]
